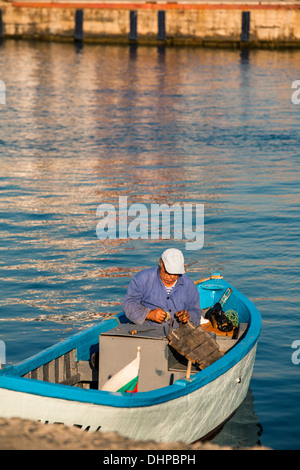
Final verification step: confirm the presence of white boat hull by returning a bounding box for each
[0,345,256,443]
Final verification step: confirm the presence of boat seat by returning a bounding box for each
[215,323,248,353]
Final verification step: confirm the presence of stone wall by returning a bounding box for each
[1,1,300,47]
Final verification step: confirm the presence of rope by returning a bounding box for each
[194,274,224,285]
[101,314,121,325]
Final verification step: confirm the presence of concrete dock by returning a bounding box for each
[1,0,300,47]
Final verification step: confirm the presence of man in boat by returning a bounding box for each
[122,248,202,329]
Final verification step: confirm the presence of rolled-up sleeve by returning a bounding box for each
[122,274,151,325]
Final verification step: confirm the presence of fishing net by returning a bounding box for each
[224,309,239,328]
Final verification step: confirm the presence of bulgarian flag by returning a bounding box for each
[101,346,141,393]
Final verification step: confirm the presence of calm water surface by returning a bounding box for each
[0,40,299,450]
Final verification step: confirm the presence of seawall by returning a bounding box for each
[1,0,300,48]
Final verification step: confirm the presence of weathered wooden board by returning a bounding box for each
[167,322,223,369]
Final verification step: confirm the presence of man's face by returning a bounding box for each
[159,261,179,286]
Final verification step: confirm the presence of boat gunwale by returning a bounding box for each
[0,279,261,409]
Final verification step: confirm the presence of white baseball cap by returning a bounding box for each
[161,248,185,275]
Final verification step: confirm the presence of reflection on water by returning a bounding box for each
[0,41,300,449]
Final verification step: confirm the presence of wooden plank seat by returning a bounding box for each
[22,349,98,389]
[215,323,248,353]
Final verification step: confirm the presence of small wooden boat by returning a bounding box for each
[0,273,261,443]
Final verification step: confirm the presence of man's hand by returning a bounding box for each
[175,310,189,324]
[146,308,168,324]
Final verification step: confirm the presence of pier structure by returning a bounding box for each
[1,0,300,47]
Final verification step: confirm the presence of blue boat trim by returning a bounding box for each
[0,278,261,409]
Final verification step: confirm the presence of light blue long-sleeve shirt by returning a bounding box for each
[122,266,202,328]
